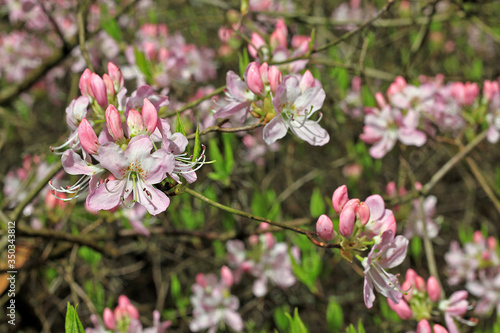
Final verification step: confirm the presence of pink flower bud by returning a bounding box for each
[270,19,288,49]
[387,298,413,320]
[78,118,99,155]
[415,276,426,292]
[144,41,157,61]
[259,62,269,84]
[299,70,315,91]
[195,273,207,288]
[248,33,266,58]
[127,109,144,136]
[45,191,67,210]
[487,236,497,250]
[427,276,441,302]
[291,246,301,263]
[102,74,115,97]
[221,266,234,287]
[375,92,386,108]
[395,76,407,89]
[249,235,259,246]
[316,214,335,241]
[79,69,92,97]
[405,269,417,285]
[483,80,499,102]
[218,26,233,43]
[473,230,483,244]
[142,98,158,135]
[118,295,131,308]
[268,66,282,94]
[246,62,264,95]
[402,280,413,302]
[263,232,275,249]
[351,76,362,92]
[259,222,270,230]
[90,73,108,108]
[414,182,422,191]
[432,324,448,333]
[108,62,124,91]
[105,105,124,141]
[291,35,310,54]
[332,185,349,214]
[386,182,397,197]
[45,190,57,210]
[103,308,115,329]
[416,319,431,333]
[339,199,359,237]
[356,202,370,226]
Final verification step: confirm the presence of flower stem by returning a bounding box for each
[184,187,311,235]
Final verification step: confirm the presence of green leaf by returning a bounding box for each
[410,236,422,259]
[171,273,181,300]
[326,297,344,331]
[285,308,308,333]
[134,47,152,82]
[192,127,201,161]
[208,138,226,175]
[309,188,325,218]
[176,112,187,136]
[78,246,102,268]
[65,303,85,333]
[274,306,290,331]
[222,134,234,174]
[100,5,123,42]
[238,49,250,77]
[357,319,366,333]
[470,58,483,80]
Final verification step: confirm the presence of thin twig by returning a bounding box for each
[77,0,94,72]
[465,157,500,216]
[421,130,488,195]
[186,121,264,139]
[164,86,226,118]
[418,196,444,299]
[270,0,397,66]
[16,224,119,257]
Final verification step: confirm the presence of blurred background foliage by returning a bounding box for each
[1,0,500,332]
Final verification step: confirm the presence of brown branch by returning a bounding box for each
[17,224,119,258]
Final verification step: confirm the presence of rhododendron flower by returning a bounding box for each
[87,135,173,215]
[213,70,256,121]
[190,269,243,333]
[466,268,500,316]
[362,230,408,308]
[226,233,298,297]
[263,73,329,146]
[86,295,171,333]
[405,196,440,239]
[51,149,106,204]
[438,290,470,333]
[360,105,426,158]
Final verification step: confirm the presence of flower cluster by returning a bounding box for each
[388,269,473,333]
[214,61,329,146]
[51,63,205,227]
[190,267,243,333]
[226,227,298,297]
[248,19,311,73]
[359,75,500,158]
[86,295,171,333]
[445,231,500,316]
[125,23,217,90]
[316,185,408,308]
